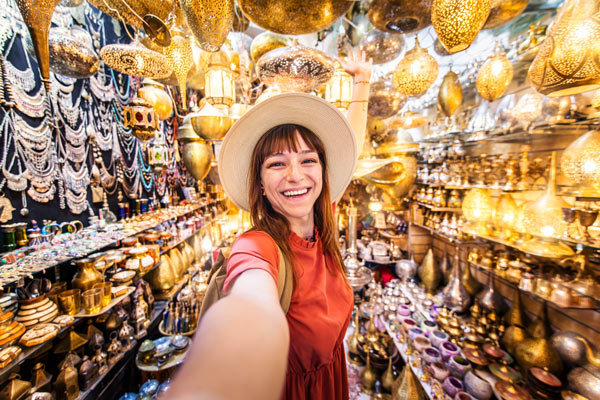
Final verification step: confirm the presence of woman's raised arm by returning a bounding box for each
[166,268,290,400]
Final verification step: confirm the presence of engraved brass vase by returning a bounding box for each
[146,256,176,292]
[71,258,103,293]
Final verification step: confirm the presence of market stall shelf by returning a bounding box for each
[73,286,135,318]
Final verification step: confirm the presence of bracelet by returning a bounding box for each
[350,99,369,103]
[354,80,370,85]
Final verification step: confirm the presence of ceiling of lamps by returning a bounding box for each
[393,38,439,96]
[528,0,600,97]
[431,0,492,53]
[476,44,513,101]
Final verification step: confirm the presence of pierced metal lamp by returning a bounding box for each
[476,44,513,101]
[431,0,492,53]
[393,38,439,96]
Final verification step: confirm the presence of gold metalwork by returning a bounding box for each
[418,248,442,294]
[393,38,438,96]
[325,63,353,110]
[438,70,463,117]
[49,26,99,79]
[232,4,250,32]
[15,0,62,92]
[528,0,600,96]
[493,193,518,240]
[389,111,428,129]
[182,140,214,182]
[146,255,177,291]
[71,258,103,293]
[393,364,425,400]
[561,130,600,196]
[502,291,528,355]
[189,103,233,141]
[368,0,432,34]
[476,45,513,101]
[204,51,236,109]
[180,0,233,52]
[462,188,493,225]
[257,45,334,93]
[461,263,481,296]
[100,40,172,79]
[359,29,404,65]
[164,28,193,110]
[431,0,491,53]
[368,80,406,119]
[87,0,147,30]
[237,0,352,35]
[250,31,291,63]
[123,97,159,142]
[138,79,173,120]
[484,0,529,29]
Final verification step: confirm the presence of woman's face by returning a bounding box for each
[260,132,323,226]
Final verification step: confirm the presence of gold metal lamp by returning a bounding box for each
[476,44,513,101]
[561,130,600,197]
[438,70,463,117]
[163,28,194,110]
[393,38,439,96]
[431,0,492,53]
[325,63,353,110]
[462,188,494,235]
[204,51,236,109]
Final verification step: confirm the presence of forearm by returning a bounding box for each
[346,74,370,157]
[167,293,289,400]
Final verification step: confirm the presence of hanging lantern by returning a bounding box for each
[358,30,404,65]
[15,0,62,92]
[438,70,463,117]
[476,45,513,101]
[431,0,492,54]
[189,102,234,141]
[325,63,353,110]
[368,0,432,34]
[237,0,352,35]
[100,40,172,79]
[148,132,170,172]
[368,80,406,119]
[561,130,600,196]
[138,79,173,120]
[123,97,159,142]
[180,0,233,52]
[528,0,600,97]
[204,51,236,109]
[393,38,439,96]
[164,28,193,111]
[182,140,214,181]
[48,26,99,79]
[484,0,530,29]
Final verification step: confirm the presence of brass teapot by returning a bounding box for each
[71,258,103,292]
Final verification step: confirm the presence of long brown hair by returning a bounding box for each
[247,124,346,287]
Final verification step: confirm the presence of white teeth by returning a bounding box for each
[283,188,308,197]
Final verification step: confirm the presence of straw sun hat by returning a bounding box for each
[218,92,357,211]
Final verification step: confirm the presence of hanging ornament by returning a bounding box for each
[163,28,193,110]
[123,97,159,142]
[431,0,492,54]
[15,0,62,92]
[325,62,353,110]
[181,140,214,181]
[100,40,172,79]
[393,38,439,96]
[232,4,250,32]
[367,80,406,119]
[87,0,149,30]
[237,0,352,35]
[358,30,404,65]
[138,79,174,120]
[368,0,432,34]
[148,132,170,173]
[48,26,99,79]
[484,0,530,29]
[438,70,463,117]
[180,0,233,52]
[476,44,513,101]
[204,51,236,109]
[528,0,600,96]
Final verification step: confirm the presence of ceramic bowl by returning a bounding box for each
[429,361,450,381]
[443,377,464,398]
[441,341,460,362]
[448,355,471,379]
[430,329,449,349]
[464,370,492,400]
[422,346,442,365]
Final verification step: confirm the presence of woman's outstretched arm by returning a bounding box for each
[166,269,290,400]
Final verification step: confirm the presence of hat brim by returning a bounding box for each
[218,93,357,211]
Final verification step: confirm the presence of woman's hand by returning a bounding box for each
[336,48,373,82]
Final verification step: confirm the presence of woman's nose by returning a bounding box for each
[286,161,302,180]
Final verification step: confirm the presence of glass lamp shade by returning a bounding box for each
[325,63,353,110]
[138,79,173,120]
[561,130,600,196]
[462,188,494,223]
[431,0,492,53]
[476,47,513,101]
[204,51,236,109]
[393,38,439,95]
[523,153,570,239]
[164,29,194,110]
[528,0,600,97]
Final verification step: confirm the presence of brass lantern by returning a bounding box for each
[484,0,530,29]
[164,28,194,110]
[393,38,439,96]
[204,51,236,109]
[138,79,173,120]
[237,0,353,35]
[528,0,600,97]
[368,80,407,119]
[182,140,214,181]
[100,40,173,79]
[325,63,353,110]
[123,97,159,142]
[431,0,492,54]
[358,29,404,65]
[368,0,432,34]
[189,103,234,141]
[462,188,493,235]
[180,0,233,52]
[561,130,600,196]
[438,70,463,117]
[476,45,513,101]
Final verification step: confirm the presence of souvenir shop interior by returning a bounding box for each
[0,0,598,399]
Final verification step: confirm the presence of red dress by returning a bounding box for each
[223,230,354,400]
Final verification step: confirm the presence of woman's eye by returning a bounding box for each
[302,158,318,164]
[267,161,284,168]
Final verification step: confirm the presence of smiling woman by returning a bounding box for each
[167,51,371,400]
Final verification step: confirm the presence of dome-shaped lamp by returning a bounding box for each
[476,44,513,102]
[138,79,173,120]
[561,130,600,197]
[431,0,492,53]
[393,38,439,96]
[462,188,494,235]
[164,28,194,110]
